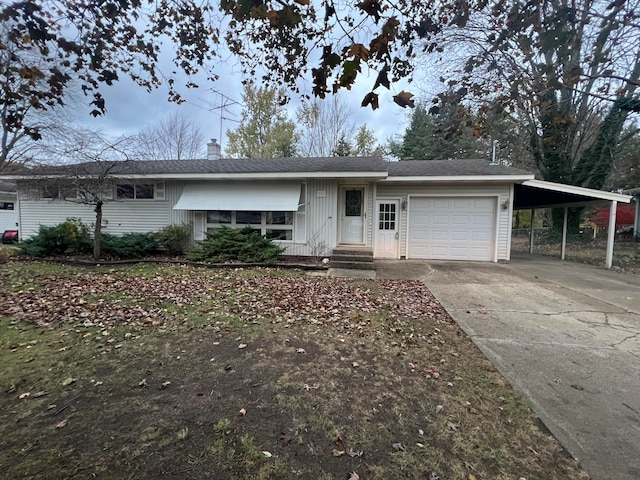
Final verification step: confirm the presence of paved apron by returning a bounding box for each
[376,255,640,480]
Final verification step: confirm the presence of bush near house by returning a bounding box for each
[101,232,158,259]
[155,224,191,255]
[19,219,159,259]
[187,226,284,264]
[19,218,92,257]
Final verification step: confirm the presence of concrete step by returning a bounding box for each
[331,248,373,258]
[331,254,374,264]
[330,260,376,270]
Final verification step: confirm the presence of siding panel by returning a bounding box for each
[18,182,172,239]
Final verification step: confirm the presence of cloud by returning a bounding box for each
[70,52,414,153]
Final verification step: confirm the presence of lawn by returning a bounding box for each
[0,261,589,480]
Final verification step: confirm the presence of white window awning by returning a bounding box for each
[173,181,301,211]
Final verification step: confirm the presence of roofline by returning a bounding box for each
[382,174,535,182]
[2,171,389,180]
[522,179,633,203]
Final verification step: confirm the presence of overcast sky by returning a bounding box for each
[70,57,420,155]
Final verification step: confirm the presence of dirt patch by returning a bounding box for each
[0,262,589,479]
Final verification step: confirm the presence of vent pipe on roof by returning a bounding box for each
[490,140,500,165]
[207,139,221,160]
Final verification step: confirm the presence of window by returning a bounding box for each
[41,184,61,199]
[206,210,295,242]
[0,202,14,210]
[116,183,160,200]
[345,189,363,216]
[236,211,262,225]
[378,203,397,230]
[207,210,231,224]
[40,184,75,199]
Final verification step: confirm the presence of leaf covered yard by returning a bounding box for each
[0,262,588,479]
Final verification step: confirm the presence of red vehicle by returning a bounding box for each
[1,230,18,244]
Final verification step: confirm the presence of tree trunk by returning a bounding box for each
[94,200,103,260]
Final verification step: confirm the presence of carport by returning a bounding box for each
[513,179,633,268]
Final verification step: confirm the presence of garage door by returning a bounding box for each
[408,197,496,261]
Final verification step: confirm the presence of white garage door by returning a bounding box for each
[408,197,496,261]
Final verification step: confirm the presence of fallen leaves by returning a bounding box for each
[55,419,68,429]
[0,266,452,338]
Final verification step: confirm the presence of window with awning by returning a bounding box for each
[175,182,307,243]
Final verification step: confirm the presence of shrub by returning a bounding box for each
[19,218,92,257]
[101,232,158,259]
[187,226,284,264]
[155,224,191,255]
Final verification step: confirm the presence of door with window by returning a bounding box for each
[340,187,365,244]
[374,200,399,258]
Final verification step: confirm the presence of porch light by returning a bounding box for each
[401,200,407,210]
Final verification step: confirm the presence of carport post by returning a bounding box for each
[529,208,535,254]
[635,195,640,240]
[561,207,568,260]
[605,200,617,269]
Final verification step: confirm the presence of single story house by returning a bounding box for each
[0,155,632,265]
[0,180,19,235]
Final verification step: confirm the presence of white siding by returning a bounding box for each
[376,182,512,261]
[18,181,172,239]
[281,179,338,257]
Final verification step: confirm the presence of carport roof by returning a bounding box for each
[514,179,632,209]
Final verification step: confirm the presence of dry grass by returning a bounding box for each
[0,261,589,479]
[512,237,640,275]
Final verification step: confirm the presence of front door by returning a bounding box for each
[374,200,399,258]
[340,187,365,244]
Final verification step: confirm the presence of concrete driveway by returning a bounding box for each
[376,255,640,480]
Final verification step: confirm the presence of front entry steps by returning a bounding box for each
[328,247,376,279]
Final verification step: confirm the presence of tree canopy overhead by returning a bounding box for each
[2,1,640,182]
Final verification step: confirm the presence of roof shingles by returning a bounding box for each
[1,157,532,178]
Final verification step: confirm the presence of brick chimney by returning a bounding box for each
[207,139,221,160]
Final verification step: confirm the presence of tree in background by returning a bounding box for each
[332,136,353,156]
[388,103,486,160]
[424,0,640,230]
[353,125,381,156]
[4,0,639,193]
[296,96,355,157]
[330,126,381,157]
[607,126,640,190]
[225,83,298,158]
[135,113,205,160]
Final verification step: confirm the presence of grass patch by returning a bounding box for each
[0,261,589,479]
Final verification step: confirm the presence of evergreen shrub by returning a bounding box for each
[19,218,91,256]
[187,226,284,264]
[101,232,158,258]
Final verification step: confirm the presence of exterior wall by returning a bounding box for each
[280,179,338,257]
[17,181,172,239]
[376,182,512,260]
[176,179,341,257]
